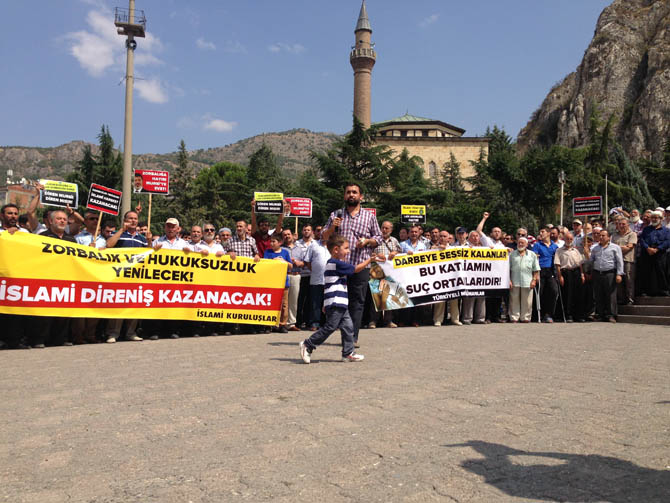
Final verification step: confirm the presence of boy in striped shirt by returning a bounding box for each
[300,234,372,363]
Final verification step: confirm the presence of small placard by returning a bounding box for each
[87,184,122,216]
[39,180,79,208]
[401,204,427,224]
[134,169,169,194]
[254,192,284,214]
[573,196,602,216]
[285,197,312,218]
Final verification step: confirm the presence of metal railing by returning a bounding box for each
[350,48,376,59]
[114,7,146,28]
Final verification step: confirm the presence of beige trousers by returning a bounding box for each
[509,286,533,322]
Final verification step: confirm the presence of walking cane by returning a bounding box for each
[534,284,542,323]
[556,274,567,322]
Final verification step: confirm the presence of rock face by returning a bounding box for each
[518,0,670,161]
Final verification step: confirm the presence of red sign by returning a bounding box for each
[361,207,377,217]
[285,197,312,218]
[134,169,170,194]
[86,184,122,216]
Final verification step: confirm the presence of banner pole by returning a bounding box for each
[92,212,103,242]
[147,193,152,234]
[295,217,298,236]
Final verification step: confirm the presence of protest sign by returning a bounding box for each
[39,180,78,208]
[254,192,284,214]
[134,169,169,194]
[285,197,312,218]
[0,232,287,326]
[401,205,427,224]
[87,184,122,216]
[368,247,509,311]
[573,196,602,216]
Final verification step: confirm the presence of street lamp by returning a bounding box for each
[114,1,146,215]
[558,170,566,227]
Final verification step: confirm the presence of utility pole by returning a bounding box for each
[558,170,566,227]
[115,0,146,215]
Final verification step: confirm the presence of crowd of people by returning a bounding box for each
[1,182,669,355]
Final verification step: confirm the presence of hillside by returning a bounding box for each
[517,0,670,161]
[0,128,340,183]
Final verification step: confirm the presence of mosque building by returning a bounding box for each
[350,1,489,182]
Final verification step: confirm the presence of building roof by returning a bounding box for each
[355,1,372,32]
[374,113,467,135]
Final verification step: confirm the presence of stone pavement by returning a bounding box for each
[1,322,669,502]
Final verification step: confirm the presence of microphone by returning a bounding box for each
[334,208,343,233]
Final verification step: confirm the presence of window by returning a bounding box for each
[428,161,437,178]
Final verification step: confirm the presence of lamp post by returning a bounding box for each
[114,1,146,215]
[558,170,566,227]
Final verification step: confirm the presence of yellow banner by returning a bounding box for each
[392,247,509,269]
[401,205,426,216]
[0,233,287,325]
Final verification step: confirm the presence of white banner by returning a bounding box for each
[369,247,509,311]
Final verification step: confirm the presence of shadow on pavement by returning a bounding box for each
[446,440,669,502]
[270,358,342,364]
[267,342,341,347]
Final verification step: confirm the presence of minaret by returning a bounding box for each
[350,1,376,129]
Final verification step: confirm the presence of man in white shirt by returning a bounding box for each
[75,210,107,248]
[153,218,190,251]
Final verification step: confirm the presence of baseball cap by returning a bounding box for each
[456,226,467,234]
[665,206,670,211]
[166,218,179,226]
[572,219,582,225]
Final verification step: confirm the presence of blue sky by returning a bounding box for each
[1,0,612,154]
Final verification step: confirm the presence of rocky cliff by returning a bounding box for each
[517,0,670,161]
[0,128,339,184]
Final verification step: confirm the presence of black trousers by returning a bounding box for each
[560,268,583,320]
[296,275,311,326]
[347,268,370,343]
[593,269,617,319]
[539,268,558,319]
[638,250,668,296]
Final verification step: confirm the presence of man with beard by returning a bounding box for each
[638,211,670,296]
[508,237,540,323]
[0,204,31,350]
[371,220,402,328]
[75,210,107,249]
[322,183,382,347]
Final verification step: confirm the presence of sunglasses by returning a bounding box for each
[204,228,215,232]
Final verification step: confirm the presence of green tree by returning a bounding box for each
[247,144,288,192]
[191,161,250,226]
[440,152,465,193]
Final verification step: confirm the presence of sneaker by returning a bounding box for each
[542,316,554,323]
[106,337,116,344]
[387,322,398,328]
[125,334,143,342]
[299,341,311,364]
[450,320,463,326]
[434,321,442,327]
[342,352,364,362]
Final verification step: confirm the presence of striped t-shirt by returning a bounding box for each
[323,258,355,310]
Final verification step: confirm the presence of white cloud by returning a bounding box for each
[177,116,196,129]
[63,4,166,102]
[268,42,306,54]
[203,117,237,133]
[419,14,439,28]
[223,41,247,54]
[196,37,216,51]
[135,78,168,104]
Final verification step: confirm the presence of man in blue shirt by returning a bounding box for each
[638,211,670,296]
[586,229,623,322]
[532,227,559,323]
